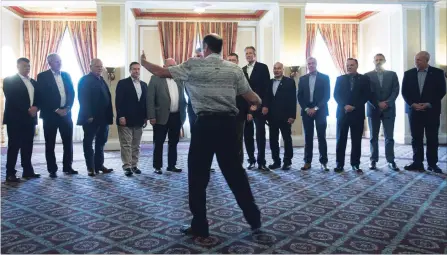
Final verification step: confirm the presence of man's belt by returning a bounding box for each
[197,111,236,117]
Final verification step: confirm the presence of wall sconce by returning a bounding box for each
[106,67,116,83]
[440,65,447,78]
[289,66,300,78]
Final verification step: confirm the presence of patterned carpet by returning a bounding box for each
[1,139,447,254]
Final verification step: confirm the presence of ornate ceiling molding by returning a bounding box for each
[5,6,96,19]
[305,11,378,22]
[131,8,267,20]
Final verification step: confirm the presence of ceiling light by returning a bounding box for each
[193,7,205,13]
[53,7,67,12]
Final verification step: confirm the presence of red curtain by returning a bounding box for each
[198,22,238,59]
[158,22,197,64]
[318,24,359,74]
[23,21,66,79]
[306,23,318,59]
[67,21,97,75]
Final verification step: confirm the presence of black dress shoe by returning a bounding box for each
[369,161,377,170]
[352,165,363,174]
[282,164,291,170]
[88,169,95,177]
[268,163,281,170]
[97,166,113,174]
[404,163,424,171]
[64,168,79,175]
[334,166,344,173]
[49,172,57,178]
[167,166,182,172]
[179,225,209,238]
[388,162,399,171]
[321,164,329,171]
[258,165,269,171]
[132,167,142,174]
[428,165,443,174]
[154,169,162,174]
[247,163,256,170]
[22,173,41,178]
[210,168,215,172]
[124,168,133,176]
[301,163,311,170]
[6,176,20,182]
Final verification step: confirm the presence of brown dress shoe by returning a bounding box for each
[301,163,311,170]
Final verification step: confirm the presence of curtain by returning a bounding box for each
[158,22,198,64]
[305,23,318,59]
[318,24,359,74]
[67,21,97,75]
[23,20,66,79]
[198,22,238,59]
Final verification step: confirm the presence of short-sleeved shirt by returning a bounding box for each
[168,53,252,115]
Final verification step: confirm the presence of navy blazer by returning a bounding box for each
[266,76,297,122]
[242,62,271,108]
[36,69,75,120]
[334,73,373,119]
[2,74,39,126]
[297,72,330,116]
[365,70,400,118]
[115,77,148,127]
[402,66,446,116]
[76,73,113,125]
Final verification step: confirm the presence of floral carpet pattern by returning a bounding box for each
[1,140,446,254]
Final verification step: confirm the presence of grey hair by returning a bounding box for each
[90,58,102,66]
[47,53,60,63]
[306,57,317,64]
[417,51,430,61]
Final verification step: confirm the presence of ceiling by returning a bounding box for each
[20,6,96,12]
[140,9,256,14]
[305,3,382,15]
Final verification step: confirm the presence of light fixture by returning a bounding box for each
[193,7,205,13]
[106,67,116,83]
[289,66,300,78]
[53,7,67,12]
[440,65,447,78]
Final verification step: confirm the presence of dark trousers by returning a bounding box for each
[6,123,35,177]
[187,103,197,134]
[82,122,109,171]
[244,111,266,165]
[188,115,261,234]
[153,112,181,169]
[409,112,440,166]
[368,114,395,163]
[269,119,293,165]
[336,115,364,167]
[302,113,328,164]
[236,118,245,164]
[43,115,73,173]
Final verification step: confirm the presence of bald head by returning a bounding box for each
[415,51,430,70]
[90,58,103,76]
[273,62,284,79]
[164,58,176,67]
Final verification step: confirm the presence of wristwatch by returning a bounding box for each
[314,107,319,111]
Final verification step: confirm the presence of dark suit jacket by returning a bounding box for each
[265,76,297,122]
[402,66,446,116]
[147,76,186,126]
[365,70,400,118]
[242,62,271,108]
[297,72,330,116]
[76,73,113,125]
[334,73,373,119]
[36,70,75,120]
[2,74,39,126]
[115,77,148,127]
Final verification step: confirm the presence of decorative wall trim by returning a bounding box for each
[132,9,267,21]
[5,6,96,19]
[305,11,378,22]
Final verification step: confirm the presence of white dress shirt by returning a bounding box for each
[309,73,317,103]
[272,78,282,96]
[166,78,179,112]
[246,61,256,78]
[52,70,66,107]
[132,78,142,101]
[18,73,34,106]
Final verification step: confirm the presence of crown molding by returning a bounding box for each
[434,0,446,8]
[133,9,267,21]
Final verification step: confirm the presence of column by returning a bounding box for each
[273,3,306,147]
[435,1,447,144]
[97,3,126,150]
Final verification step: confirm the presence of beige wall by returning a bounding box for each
[139,26,163,83]
[263,26,273,76]
[1,8,21,79]
[236,27,256,67]
[406,10,421,69]
[436,7,446,67]
[282,8,304,66]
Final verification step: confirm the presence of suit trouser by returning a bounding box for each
[43,115,73,173]
[187,103,197,134]
[153,112,181,169]
[6,123,35,177]
[408,112,440,166]
[188,115,261,235]
[269,119,293,165]
[235,117,246,164]
[82,122,109,171]
[336,114,364,167]
[118,126,143,169]
[368,114,395,163]
[244,111,266,165]
[302,113,328,164]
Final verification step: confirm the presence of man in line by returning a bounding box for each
[3,58,40,182]
[297,57,330,171]
[77,59,114,176]
[402,51,446,173]
[366,53,400,171]
[116,62,147,177]
[140,34,262,238]
[147,58,186,175]
[243,46,271,171]
[37,53,77,178]
[334,58,374,173]
[265,62,296,170]
[227,53,248,165]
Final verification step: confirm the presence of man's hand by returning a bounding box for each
[150,119,156,125]
[119,117,126,126]
[87,117,94,123]
[141,50,146,62]
[344,105,355,112]
[262,107,268,115]
[28,106,38,117]
[306,108,317,117]
[411,103,425,111]
[287,118,295,124]
[247,114,253,122]
[250,105,257,111]
[419,103,431,110]
[56,108,67,117]
[378,101,388,110]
